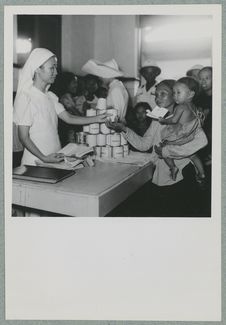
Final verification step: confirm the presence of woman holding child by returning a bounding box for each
[14,48,108,166]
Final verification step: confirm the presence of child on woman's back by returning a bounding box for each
[155,77,206,182]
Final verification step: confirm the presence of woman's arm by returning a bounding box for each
[106,120,158,152]
[159,105,184,125]
[58,110,108,125]
[18,126,64,163]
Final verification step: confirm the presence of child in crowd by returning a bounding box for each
[129,102,152,137]
[155,77,206,182]
[186,64,203,82]
[196,66,212,165]
[127,102,152,153]
[96,86,108,99]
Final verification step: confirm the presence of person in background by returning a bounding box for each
[128,102,152,137]
[127,102,152,153]
[106,79,209,216]
[196,66,212,166]
[52,72,86,145]
[186,64,204,82]
[135,60,161,110]
[154,77,206,182]
[83,74,100,108]
[96,86,108,99]
[82,59,129,121]
[14,48,108,166]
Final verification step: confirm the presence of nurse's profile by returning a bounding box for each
[14,48,108,166]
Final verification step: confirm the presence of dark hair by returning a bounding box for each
[199,66,212,74]
[83,74,101,85]
[156,79,176,93]
[177,77,199,96]
[134,102,151,112]
[52,71,77,97]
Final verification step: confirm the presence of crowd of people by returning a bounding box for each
[13,48,212,217]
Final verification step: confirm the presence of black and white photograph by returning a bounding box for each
[11,10,215,218]
[4,3,221,322]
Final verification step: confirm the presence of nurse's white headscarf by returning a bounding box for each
[16,48,55,97]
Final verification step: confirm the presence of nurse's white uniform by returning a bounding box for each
[14,86,65,165]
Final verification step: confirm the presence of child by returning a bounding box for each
[154,77,206,182]
[129,102,152,137]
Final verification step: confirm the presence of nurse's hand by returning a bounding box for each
[95,112,111,123]
[43,153,64,163]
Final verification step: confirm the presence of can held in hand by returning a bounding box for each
[100,123,111,134]
[107,108,118,122]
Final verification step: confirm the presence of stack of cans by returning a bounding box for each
[77,98,130,159]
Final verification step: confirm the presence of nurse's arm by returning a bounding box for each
[18,125,64,163]
[58,111,108,125]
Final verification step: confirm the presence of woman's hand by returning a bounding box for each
[106,120,126,133]
[42,153,64,163]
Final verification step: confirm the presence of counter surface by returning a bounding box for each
[12,160,154,217]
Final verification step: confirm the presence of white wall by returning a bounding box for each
[61,15,95,74]
[61,15,140,99]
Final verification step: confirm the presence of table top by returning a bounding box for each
[13,160,152,197]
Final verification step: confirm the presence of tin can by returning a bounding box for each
[86,134,97,147]
[76,132,86,144]
[94,146,102,157]
[97,134,106,146]
[96,109,107,116]
[101,145,112,158]
[100,123,111,134]
[112,146,124,158]
[83,125,90,133]
[110,133,121,147]
[121,133,128,145]
[89,123,99,134]
[107,108,118,122]
[123,144,129,156]
[86,108,97,117]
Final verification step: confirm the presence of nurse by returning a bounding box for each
[14,48,108,166]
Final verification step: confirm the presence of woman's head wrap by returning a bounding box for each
[16,48,55,96]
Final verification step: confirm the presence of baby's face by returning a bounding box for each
[199,69,212,92]
[173,82,192,105]
[155,85,174,108]
[135,106,147,122]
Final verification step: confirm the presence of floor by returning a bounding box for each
[107,163,211,218]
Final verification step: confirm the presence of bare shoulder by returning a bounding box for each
[175,103,188,112]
